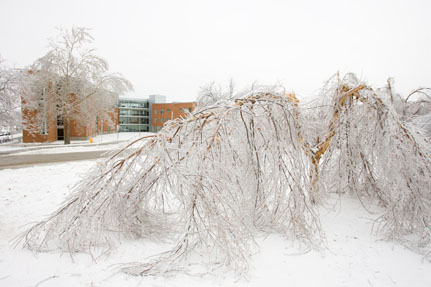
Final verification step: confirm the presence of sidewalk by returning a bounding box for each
[0,132,151,155]
[0,150,111,169]
[0,132,154,169]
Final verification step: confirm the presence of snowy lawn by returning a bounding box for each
[0,160,430,286]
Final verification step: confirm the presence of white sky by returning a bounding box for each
[1,0,430,102]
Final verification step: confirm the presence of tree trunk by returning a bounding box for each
[64,116,71,145]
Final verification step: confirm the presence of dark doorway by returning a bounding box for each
[57,128,64,141]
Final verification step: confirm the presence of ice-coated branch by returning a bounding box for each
[311,74,431,251]
[18,86,322,276]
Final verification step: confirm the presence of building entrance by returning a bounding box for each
[57,128,64,141]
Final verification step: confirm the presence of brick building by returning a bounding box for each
[151,102,197,132]
[22,89,118,143]
[22,92,197,142]
[22,103,117,143]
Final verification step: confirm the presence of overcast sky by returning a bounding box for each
[1,0,430,102]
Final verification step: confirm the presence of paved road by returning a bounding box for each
[0,150,111,169]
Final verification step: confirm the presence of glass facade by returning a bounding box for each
[118,100,149,109]
[118,98,150,132]
[118,96,194,133]
[119,109,149,116]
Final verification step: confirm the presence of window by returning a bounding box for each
[119,109,129,116]
[166,117,170,121]
[188,107,193,112]
[154,118,157,123]
[161,109,164,115]
[57,114,63,126]
[130,110,140,116]
[167,109,171,113]
[161,118,164,123]
[179,107,183,111]
[154,109,158,114]
[119,100,149,108]
[38,88,48,135]
[38,112,48,134]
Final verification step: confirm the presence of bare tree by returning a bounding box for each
[197,78,239,107]
[22,27,133,144]
[0,56,21,132]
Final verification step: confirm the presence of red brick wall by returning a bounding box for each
[96,109,117,134]
[22,107,57,142]
[22,104,118,142]
[21,88,57,143]
[152,102,197,127]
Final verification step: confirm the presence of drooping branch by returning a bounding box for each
[311,74,431,251]
[18,87,321,276]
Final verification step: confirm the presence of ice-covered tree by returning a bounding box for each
[197,79,239,107]
[305,74,431,251]
[0,56,21,131]
[18,74,431,276]
[22,27,133,144]
[20,86,322,276]
[403,87,431,139]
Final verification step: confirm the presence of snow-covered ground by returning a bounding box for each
[1,150,431,286]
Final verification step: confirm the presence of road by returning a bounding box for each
[0,150,111,169]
